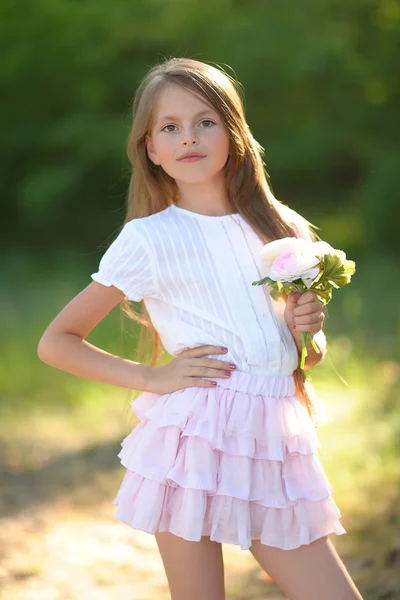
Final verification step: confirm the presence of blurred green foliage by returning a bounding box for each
[1,0,399,261]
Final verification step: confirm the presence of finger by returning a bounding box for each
[189,365,233,378]
[183,377,219,388]
[294,322,324,334]
[181,345,227,357]
[294,313,323,327]
[294,321,324,335]
[293,301,321,316]
[297,291,317,304]
[294,310,322,323]
[289,292,302,304]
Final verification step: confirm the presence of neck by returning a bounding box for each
[175,175,234,216]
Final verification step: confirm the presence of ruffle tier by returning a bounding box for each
[113,370,346,550]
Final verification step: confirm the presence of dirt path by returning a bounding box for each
[0,500,285,600]
[0,411,285,599]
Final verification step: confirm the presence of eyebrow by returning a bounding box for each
[156,109,216,124]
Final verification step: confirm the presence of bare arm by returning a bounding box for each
[37,281,151,391]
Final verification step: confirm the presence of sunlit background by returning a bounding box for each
[1,1,399,599]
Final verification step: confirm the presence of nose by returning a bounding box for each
[181,126,199,146]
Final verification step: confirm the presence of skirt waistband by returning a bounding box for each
[206,369,296,398]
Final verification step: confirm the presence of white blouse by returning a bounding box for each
[91,203,312,378]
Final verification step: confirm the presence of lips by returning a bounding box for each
[177,153,206,160]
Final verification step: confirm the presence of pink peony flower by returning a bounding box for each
[254,236,356,369]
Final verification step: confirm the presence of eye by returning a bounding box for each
[161,119,216,133]
[161,124,177,132]
[200,119,215,127]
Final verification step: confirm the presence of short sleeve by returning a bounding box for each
[90,220,156,301]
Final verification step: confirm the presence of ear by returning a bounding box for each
[146,135,161,166]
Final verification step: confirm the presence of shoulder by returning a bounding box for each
[126,206,171,240]
[276,203,316,242]
[113,212,164,258]
[129,206,193,254]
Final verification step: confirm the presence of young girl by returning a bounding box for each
[38,57,364,600]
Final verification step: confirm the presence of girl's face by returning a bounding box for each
[146,84,230,185]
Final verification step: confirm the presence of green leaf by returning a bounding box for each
[322,253,346,278]
[331,275,353,287]
[270,289,283,301]
[252,276,274,286]
[342,260,356,275]
[311,287,333,304]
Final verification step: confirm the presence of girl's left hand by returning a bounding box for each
[284,291,325,335]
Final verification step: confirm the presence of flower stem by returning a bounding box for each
[308,332,320,354]
[300,332,321,369]
[300,331,308,369]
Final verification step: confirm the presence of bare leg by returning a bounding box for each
[249,535,364,600]
[155,531,226,600]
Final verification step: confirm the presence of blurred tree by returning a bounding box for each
[1,0,398,258]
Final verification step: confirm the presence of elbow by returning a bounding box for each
[37,331,61,365]
[38,330,81,365]
[37,333,52,364]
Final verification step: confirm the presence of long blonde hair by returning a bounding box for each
[118,56,324,424]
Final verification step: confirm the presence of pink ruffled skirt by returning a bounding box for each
[113,370,346,550]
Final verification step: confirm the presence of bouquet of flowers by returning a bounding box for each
[252,237,356,369]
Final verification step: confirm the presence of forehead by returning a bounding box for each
[153,84,217,123]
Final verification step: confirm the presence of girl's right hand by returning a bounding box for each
[143,345,236,395]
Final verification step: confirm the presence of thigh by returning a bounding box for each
[155,532,226,600]
[249,535,364,600]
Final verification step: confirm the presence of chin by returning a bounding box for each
[170,165,226,184]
